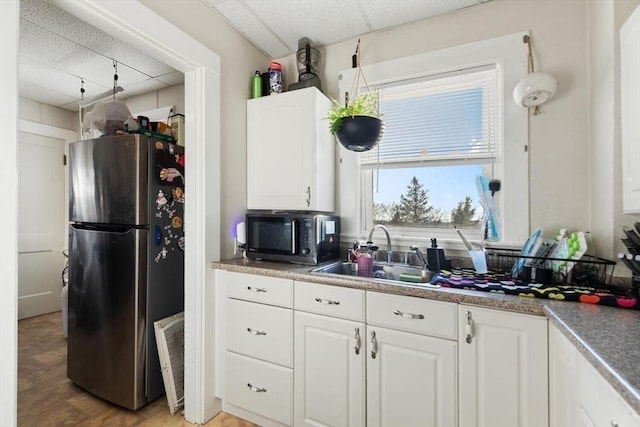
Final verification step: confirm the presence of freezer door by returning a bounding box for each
[67,225,147,410]
[69,134,148,225]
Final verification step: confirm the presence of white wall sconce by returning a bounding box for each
[513,35,557,115]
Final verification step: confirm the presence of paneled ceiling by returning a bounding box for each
[19,0,183,112]
[202,0,493,58]
[18,0,492,112]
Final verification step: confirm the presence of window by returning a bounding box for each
[337,32,529,249]
[363,67,497,232]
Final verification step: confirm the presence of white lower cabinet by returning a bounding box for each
[366,325,457,427]
[219,270,640,427]
[226,351,293,425]
[294,310,366,427]
[549,324,640,427]
[221,271,294,426]
[294,285,457,427]
[458,304,549,427]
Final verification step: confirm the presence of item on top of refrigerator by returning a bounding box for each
[170,114,185,147]
[90,100,131,136]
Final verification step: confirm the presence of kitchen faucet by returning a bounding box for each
[367,224,393,264]
[409,246,428,270]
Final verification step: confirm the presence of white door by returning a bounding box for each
[458,305,549,427]
[294,311,365,427]
[366,325,457,427]
[18,131,65,319]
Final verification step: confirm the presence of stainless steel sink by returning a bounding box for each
[311,261,440,288]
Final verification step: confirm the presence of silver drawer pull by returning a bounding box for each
[315,297,340,305]
[247,286,267,293]
[370,330,378,359]
[393,309,424,320]
[247,328,267,336]
[465,310,474,344]
[247,383,266,393]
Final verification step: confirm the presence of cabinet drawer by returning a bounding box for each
[367,292,457,340]
[294,281,365,321]
[226,271,293,307]
[226,299,292,367]
[225,351,292,425]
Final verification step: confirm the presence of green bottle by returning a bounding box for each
[251,70,262,98]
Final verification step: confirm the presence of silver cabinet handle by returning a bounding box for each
[370,330,378,359]
[247,286,267,293]
[393,309,424,320]
[354,327,361,355]
[247,328,266,336]
[306,186,311,207]
[315,297,340,305]
[247,383,266,393]
[465,310,474,344]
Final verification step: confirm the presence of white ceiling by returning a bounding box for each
[18,0,491,112]
[203,0,493,58]
[19,0,183,112]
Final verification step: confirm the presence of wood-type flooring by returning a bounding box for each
[18,311,256,426]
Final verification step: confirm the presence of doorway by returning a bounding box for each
[3,0,222,424]
[17,131,65,319]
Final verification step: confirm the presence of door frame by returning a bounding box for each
[3,0,223,423]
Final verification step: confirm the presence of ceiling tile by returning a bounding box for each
[19,80,77,109]
[204,0,291,58]
[359,0,481,30]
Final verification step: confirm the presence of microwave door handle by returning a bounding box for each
[291,219,297,255]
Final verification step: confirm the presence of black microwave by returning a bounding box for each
[245,212,340,265]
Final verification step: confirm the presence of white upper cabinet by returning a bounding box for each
[621,5,640,213]
[247,87,335,212]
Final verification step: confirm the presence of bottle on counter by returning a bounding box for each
[269,61,283,94]
[251,70,262,99]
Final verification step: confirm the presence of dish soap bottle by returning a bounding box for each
[427,238,451,273]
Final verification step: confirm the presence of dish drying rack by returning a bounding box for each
[484,247,616,290]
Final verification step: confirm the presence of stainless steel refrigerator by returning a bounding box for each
[67,134,185,410]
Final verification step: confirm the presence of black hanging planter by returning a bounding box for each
[336,116,385,152]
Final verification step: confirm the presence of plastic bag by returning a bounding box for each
[90,100,131,135]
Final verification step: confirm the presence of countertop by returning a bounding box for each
[212,257,640,414]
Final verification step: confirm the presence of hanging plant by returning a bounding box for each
[327,39,384,152]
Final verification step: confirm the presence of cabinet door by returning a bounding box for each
[458,305,548,427]
[247,87,333,211]
[578,352,640,427]
[366,325,457,427]
[294,311,365,427]
[621,4,640,212]
[549,324,578,427]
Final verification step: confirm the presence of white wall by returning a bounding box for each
[277,0,592,239]
[275,0,629,268]
[140,0,269,260]
[142,0,640,273]
[18,97,77,130]
[125,83,185,117]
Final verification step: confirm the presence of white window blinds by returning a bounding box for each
[361,66,498,169]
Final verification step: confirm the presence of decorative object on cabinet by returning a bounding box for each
[328,39,384,152]
[512,34,557,115]
[288,37,322,93]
